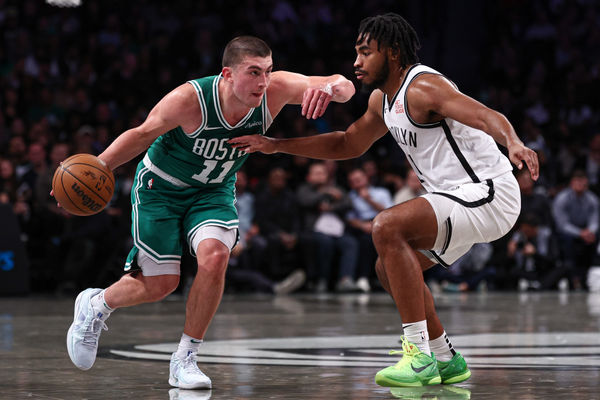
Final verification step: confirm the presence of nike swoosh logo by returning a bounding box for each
[190,339,203,343]
[411,362,433,373]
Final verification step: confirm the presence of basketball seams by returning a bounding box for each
[65,161,115,187]
[59,166,90,216]
[62,163,111,204]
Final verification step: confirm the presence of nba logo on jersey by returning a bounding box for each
[147,178,154,189]
[395,100,404,114]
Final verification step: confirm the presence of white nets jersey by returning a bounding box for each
[382,64,513,192]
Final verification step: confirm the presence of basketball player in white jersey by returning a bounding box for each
[230,13,539,388]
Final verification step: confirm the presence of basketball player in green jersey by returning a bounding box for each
[62,36,355,389]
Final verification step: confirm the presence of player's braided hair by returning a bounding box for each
[357,13,420,68]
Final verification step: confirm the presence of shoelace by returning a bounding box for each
[388,336,421,364]
[181,353,203,374]
[82,317,108,346]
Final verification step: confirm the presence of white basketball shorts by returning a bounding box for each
[420,172,520,267]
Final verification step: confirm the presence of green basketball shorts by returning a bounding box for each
[124,161,239,275]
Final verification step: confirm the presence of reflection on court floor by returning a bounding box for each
[1,292,599,399]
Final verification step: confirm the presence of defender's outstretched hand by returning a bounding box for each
[229,135,276,154]
[508,141,539,181]
[301,85,333,119]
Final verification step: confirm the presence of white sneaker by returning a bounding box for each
[356,277,371,293]
[273,269,306,295]
[558,278,569,292]
[169,353,212,389]
[66,288,107,370]
[518,278,529,292]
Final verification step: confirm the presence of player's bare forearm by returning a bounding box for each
[230,101,387,159]
[229,131,364,160]
[98,128,156,170]
[476,108,520,148]
[476,108,539,179]
[98,90,183,170]
[275,132,362,159]
[270,71,355,120]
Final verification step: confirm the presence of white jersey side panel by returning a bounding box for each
[383,64,513,192]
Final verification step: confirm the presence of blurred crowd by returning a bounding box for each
[0,0,599,294]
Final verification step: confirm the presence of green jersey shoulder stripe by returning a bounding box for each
[186,79,208,138]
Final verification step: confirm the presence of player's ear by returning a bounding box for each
[387,47,399,62]
[222,66,233,82]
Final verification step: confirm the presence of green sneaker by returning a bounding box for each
[437,352,471,384]
[375,337,442,387]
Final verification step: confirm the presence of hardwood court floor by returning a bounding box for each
[1,291,599,399]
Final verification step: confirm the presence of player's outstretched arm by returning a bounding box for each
[229,90,389,160]
[409,74,539,180]
[98,83,198,170]
[267,71,355,120]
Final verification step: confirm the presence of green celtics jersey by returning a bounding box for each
[145,74,272,187]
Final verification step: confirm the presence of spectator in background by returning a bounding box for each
[381,169,404,203]
[233,170,255,252]
[393,169,426,205]
[254,167,312,282]
[580,133,600,195]
[516,168,553,229]
[32,142,70,225]
[73,125,95,154]
[18,141,48,206]
[297,162,359,293]
[553,170,599,290]
[425,243,495,293]
[227,170,306,295]
[506,213,564,291]
[8,136,29,179]
[27,143,71,291]
[0,158,19,204]
[361,158,381,186]
[0,157,30,225]
[346,168,393,291]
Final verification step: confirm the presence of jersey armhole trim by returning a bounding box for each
[186,80,208,137]
[387,63,421,112]
[404,71,444,129]
[262,91,273,135]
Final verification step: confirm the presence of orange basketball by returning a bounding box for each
[52,153,114,216]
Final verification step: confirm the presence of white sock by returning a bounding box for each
[90,290,113,321]
[403,320,430,354]
[429,331,456,362]
[176,333,202,358]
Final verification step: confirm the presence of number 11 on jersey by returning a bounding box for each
[191,160,235,184]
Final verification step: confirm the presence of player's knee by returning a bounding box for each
[197,245,229,278]
[146,274,180,301]
[372,210,405,248]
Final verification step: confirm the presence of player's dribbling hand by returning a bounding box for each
[301,84,333,120]
[228,134,276,154]
[49,189,71,217]
[508,142,539,181]
[49,189,59,207]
